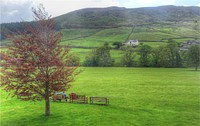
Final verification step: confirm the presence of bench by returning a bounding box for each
[52,94,68,102]
[69,93,88,104]
[89,97,109,105]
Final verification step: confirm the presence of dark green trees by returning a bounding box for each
[160,42,182,67]
[121,47,135,67]
[83,41,199,69]
[113,42,122,49]
[138,44,152,67]
[151,46,164,67]
[84,44,114,67]
[137,42,182,68]
[187,45,200,71]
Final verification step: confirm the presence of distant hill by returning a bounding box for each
[1,5,200,40]
[54,5,200,28]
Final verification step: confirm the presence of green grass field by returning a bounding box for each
[60,27,132,47]
[1,68,200,126]
[2,21,200,48]
[59,23,200,48]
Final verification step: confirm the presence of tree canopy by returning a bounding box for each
[0,5,79,116]
[187,45,200,71]
[84,44,114,67]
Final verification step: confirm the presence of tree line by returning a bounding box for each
[82,42,200,70]
[1,21,61,40]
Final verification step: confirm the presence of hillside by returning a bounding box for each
[1,5,200,38]
[1,5,200,60]
[54,5,200,28]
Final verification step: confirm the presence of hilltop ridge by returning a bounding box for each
[1,5,200,41]
[54,5,200,28]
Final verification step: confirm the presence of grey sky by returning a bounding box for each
[0,0,34,23]
[1,0,200,23]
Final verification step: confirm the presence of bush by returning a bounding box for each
[84,44,114,67]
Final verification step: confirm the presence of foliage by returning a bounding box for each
[138,44,152,67]
[112,42,123,49]
[0,5,79,116]
[2,41,199,69]
[151,46,164,67]
[125,42,183,68]
[66,55,80,66]
[187,44,200,70]
[84,44,114,67]
[160,42,182,67]
[84,50,98,66]
[121,47,136,67]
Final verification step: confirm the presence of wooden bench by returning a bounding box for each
[52,94,68,102]
[69,94,88,104]
[89,97,109,105]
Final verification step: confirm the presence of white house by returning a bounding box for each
[124,40,139,47]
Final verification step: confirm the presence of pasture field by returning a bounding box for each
[1,22,200,48]
[60,27,132,47]
[0,68,200,126]
[59,25,200,48]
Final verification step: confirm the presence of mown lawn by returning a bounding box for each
[0,68,200,126]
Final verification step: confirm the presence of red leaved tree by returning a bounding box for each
[0,5,79,116]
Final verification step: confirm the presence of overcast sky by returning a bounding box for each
[1,0,200,23]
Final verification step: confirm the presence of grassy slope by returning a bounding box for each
[60,22,200,47]
[61,27,132,47]
[2,22,199,48]
[1,68,200,126]
[1,22,199,66]
[1,22,199,65]
[60,22,199,65]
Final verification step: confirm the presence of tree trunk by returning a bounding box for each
[45,96,50,116]
[195,65,198,71]
[45,81,50,116]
